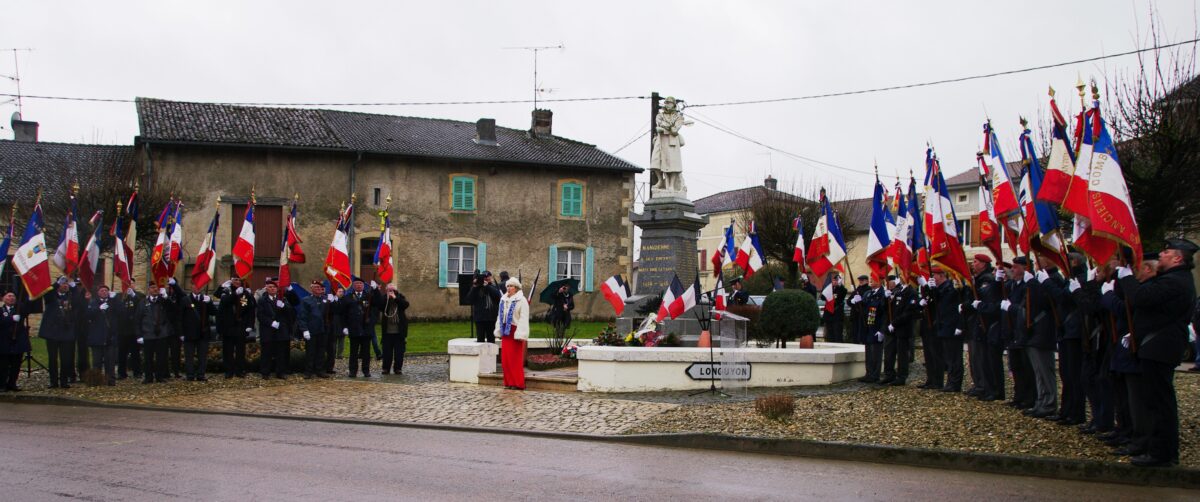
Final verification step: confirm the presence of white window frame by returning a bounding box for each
[447,244,477,283]
[957,193,968,203]
[557,248,584,281]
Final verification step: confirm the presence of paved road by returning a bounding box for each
[0,404,1191,501]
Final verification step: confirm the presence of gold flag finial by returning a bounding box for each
[71,181,80,195]
[1048,85,1055,98]
[294,193,300,201]
[1019,116,1028,129]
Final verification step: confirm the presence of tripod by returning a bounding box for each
[22,350,47,378]
[689,301,729,397]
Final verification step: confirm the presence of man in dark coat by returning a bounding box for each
[1000,259,1036,410]
[325,285,346,374]
[882,275,916,386]
[1003,256,1057,417]
[548,284,575,331]
[928,267,964,392]
[1119,238,1198,467]
[728,278,750,306]
[914,277,941,390]
[379,284,411,375]
[116,286,143,380]
[218,276,256,378]
[1047,253,1087,425]
[822,275,848,343]
[962,254,1004,401]
[298,281,335,379]
[256,279,295,379]
[467,271,501,343]
[134,280,178,383]
[857,276,888,383]
[1100,253,1151,455]
[39,277,84,388]
[0,291,32,391]
[180,286,215,381]
[85,285,124,386]
[340,278,382,378]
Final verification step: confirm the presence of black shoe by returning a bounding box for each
[186,376,196,381]
[858,377,878,383]
[381,370,390,375]
[225,374,235,379]
[317,373,331,379]
[979,394,998,402]
[1082,426,1100,435]
[888,380,906,386]
[1105,437,1130,447]
[198,377,207,382]
[49,383,60,389]
[965,388,982,397]
[261,374,270,380]
[60,383,70,389]
[1113,446,1145,456]
[940,386,960,392]
[1130,454,1172,467]
[363,372,372,378]
[878,377,895,385]
[142,380,153,384]
[348,373,357,378]
[1045,414,1064,421]
[275,374,285,379]
[304,374,314,379]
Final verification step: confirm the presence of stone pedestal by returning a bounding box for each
[629,196,708,295]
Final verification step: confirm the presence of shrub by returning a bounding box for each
[593,323,625,346]
[757,289,819,347]
[754,393,795,421]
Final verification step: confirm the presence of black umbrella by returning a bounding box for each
[539,278,580,305]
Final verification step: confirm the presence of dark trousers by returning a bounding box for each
[1125,372,1151,453]
[222,337,247,377]
[883,333,911,382]
[324,334,340,373]
[348,337,371,376]
[369,330,381,358]
[118,336,141,378]
[940,337,964,390]
[920,328,943,387]
[1139,360,1180,463]
[967,335,985,391]
[45,339,74,387]
[1027,346,1058,414]
[335,335,345,359]
[89,345,117,384]
[863,343,882,381]
[167,336,182,376]
[475,320,496,343]
[1082,354,1113,430]
[1009,347,1036,407]
[983,343,1006,400]
[1112,373,1135,440]
[260,340,288,377]
[74,333,89,378]
[306,333,327,376]
[824,317,844,343]
[183,340,208,379]
[0,353,21,389]
[1058,340,1085,420]
[142,338,168,382]
[381,333,407,373]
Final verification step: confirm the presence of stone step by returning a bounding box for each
[477,371,579,392]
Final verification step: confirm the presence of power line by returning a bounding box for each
[686,111,878,177]
[0,94,646,107]
[610,123,650,155]
[685,38,1200,108]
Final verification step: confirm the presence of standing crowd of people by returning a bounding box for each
[831,238,1198,468]
[0,274,409,391]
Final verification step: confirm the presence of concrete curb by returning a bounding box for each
[3,393,1198,489]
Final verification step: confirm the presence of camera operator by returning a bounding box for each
[468,270,502,343]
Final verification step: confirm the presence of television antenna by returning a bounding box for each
[1,48,33,116]
[503,44,564,110]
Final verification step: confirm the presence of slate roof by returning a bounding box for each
[832,197,872,234]
[0,140,138,206]
[694,186,810,214]
[136,98,641,172]
[943,159,1023,188]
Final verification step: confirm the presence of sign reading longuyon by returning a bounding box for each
[685,362,751,381]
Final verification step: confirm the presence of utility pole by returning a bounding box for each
[503,44,564,110]
[1,48,33,116]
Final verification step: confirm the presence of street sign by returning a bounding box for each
[685,362,751,381]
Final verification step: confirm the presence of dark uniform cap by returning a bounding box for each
[857,275,869,281]
[1012,256,1031,266]
[1143,251,1161,262]
[1165,238,1199,255]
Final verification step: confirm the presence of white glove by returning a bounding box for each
[203,295,211,303]
[1101,280,1115,295]
[126,288,135,296]
[11,314,19,321]
[137,337,144,344]
[326,294,336,302]
[958,304,963,313]
[884,289,893,298]
[1117,266,1132,279]
[245,327,253,333]
[887,324,894,333]
[1121,333,1131,349]
[1036,270,1049,283]
[109,290,118,299]
[222,280,232,289]
[954,328,962,336]
[168,277,176,286]
[343,327,350,335]
[275,300,285,308]
[929,276,939,287]
[100,303,109,311]
[370,280,378,289]
[995,269,1006,281]
[236,287,245,295]
[303,331,311,340]
[1087,268,1096,282]
[158,288,168,297]
[851,295,862,304]
[1000,300,1012,311]
[1023,271,1034,282]
[68,280,76,288]
[972,300,981,309]
[918,276,928,287]
[1068,279,1081,292]
[919,298,928,307]
[247,332,256,340]
[180,336,184,342]
[271,321,280,329]
[875,332,884,342]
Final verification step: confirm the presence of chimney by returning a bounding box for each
[10,112,38,142]
[531,109,553,137]
[474,118,498,146]
[763,175,777,191]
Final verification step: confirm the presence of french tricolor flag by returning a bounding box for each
[14,203,53,299]
[52,195,80,277]
[191,209,220,289]
[805,188,846,277]
[792,216,807,271]
[78,211,104,292]
[324,203,353,288]
[373,214,394,284]
[735,221,764,280]
[232,202,256,280]
[711,271,727,320]
[601,274,630,316]
[657,274,698,321]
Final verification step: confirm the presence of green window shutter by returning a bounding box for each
[561,183,582,217]
[464,178,475,210]
[584,246,595,292]
[452,178,464,210]
[452,176,476,211]
[438,240,449,287]
[477,242,487,272]
[547,245,558,283]
[572,184,583,216]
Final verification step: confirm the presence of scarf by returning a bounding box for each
[499,295,518,336]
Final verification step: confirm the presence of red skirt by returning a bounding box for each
[501,337,526,389]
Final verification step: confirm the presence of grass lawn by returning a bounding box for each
[26,321,615,361]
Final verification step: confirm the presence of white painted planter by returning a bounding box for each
[447,338,593,384]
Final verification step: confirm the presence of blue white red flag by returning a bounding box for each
[373,214,394,283]
[806,188,846,277]
[191,208,220,289]
[232,200,256,280]
[14,203,53,299]
[78,211,105,292]
[52,194,80,277]
[735,221,764,279]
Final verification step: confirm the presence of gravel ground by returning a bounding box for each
[626,350,1200,468]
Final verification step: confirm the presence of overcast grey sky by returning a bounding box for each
[3,0,1197,200]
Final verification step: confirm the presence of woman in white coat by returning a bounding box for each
[494,277,529,390]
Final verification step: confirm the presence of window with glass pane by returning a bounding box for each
[561,182,582,217]
[557,248,583,280]
[452,176,475,211]
[448,244,476,282]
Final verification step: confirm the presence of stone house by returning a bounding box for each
[134,98,641,319]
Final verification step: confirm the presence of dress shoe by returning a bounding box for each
[48,383,60,389]
[197,377,207,382]
[940,386,960,392]
[1130,454,1173,467]
[1104,436,1130,447]
[1113,446,1145,457]
[186,376,196,381]
[304,374,313,379]
[381,370,390,375]
[60,383,71,389]
[965,388,982,397]
[1044,414,1064,421]
[978,394,998,402]
[858,377,878,383]
[362,372,372,378]
[1062,418,1086,426]
[317,373,331,379]
[275,374,286,380]
[6,386,20,392]
[348,373,358,378]
[878,377,896,385]
[888,380,906,386]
